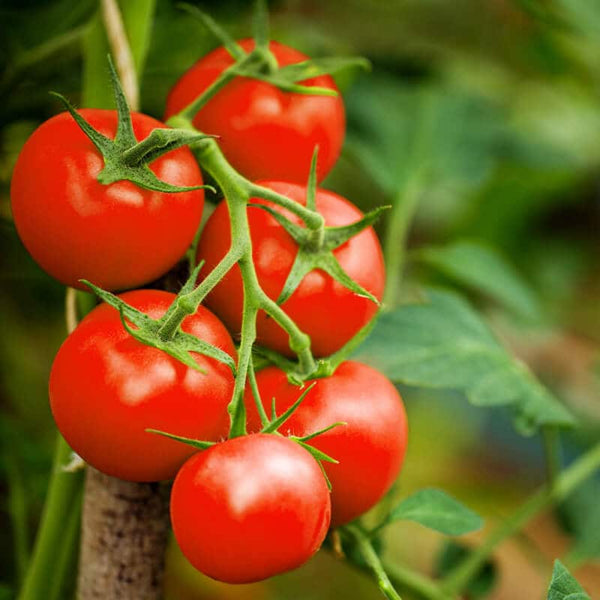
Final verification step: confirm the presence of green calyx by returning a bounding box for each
[82,265,236,376]
[148,377,344,490]
[252,151,389,306]
[256,202,388,305]
[177,0,370,121]
[53,56,215,194]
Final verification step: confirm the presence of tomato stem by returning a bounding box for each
[248,182,325,230]
[156,246,244,342]
[248,362,270,427]
[341,524,404,600]
[186,134,323,433]
[178,50,258,120]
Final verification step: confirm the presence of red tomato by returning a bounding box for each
[170,434,331,583]
[49,289,235,482]
[10,110,204,290]
[245,362,408,526]
[196,181,385,357]
[164,39,345,183]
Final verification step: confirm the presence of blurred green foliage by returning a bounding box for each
[1,0,599,598]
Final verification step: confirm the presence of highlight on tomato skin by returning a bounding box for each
[49,289,236,483]
[196,181,385,358]
[164,39,346,184]
[10,109,205,291]
[170,433,331,584]
[245,361,409,527]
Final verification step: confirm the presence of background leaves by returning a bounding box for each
[355,289,575,434]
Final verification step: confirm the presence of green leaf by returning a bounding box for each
[388,488,483,536]
[354,288,575,433]
[547,560,590,600]
[415,240,540,320]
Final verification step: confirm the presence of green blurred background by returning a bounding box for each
[1,0,599,598]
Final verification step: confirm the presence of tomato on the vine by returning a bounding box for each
[245,361,408,526]
[164,39,345,183]
[10,110,204,291]
[170,434,331,584]
[49,289,235,482]
[197,181,385,357]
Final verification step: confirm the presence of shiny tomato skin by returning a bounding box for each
[164,39,345,183]
[49,289,235,482]
[170,434,331,584]
[10,109,204,291]
[245,362,408,526]
[196,181,385,357]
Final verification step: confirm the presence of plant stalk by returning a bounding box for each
[342,524,403,600]
[17,437,84,600]
[382,90,435,309]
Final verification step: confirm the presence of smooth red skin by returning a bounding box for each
[197,182,385,357]
[245,362,408,526]
[171,434,331,584]
[165,39,345,183]
[49,290,236,482]
[11,109,204,291]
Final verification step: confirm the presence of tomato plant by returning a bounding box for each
[197,181,385,357]
[10,109,204,291]
[49,289,236,482]
[164,39,345,183]
[245,361,408,526]
[10,3,598,600]
[170,434,331,584]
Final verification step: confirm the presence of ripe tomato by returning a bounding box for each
[196,181,385,357]
[170,434,331,583]
[245,362,408,526]
[164,39,345,183]
[10,110,204,291]
[49,289,235,482]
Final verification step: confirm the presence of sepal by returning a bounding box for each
[82,279,236,375]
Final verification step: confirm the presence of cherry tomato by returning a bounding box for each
[49,289,235,482]
[196,181,385,357]
[245,362,408,526]
[170,434,331,583]
[10,110,204,290]
[164,39,345,183]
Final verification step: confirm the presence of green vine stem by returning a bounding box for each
[341,524,403,600]
[382,90,435,309]
[382,561,453,600]
[441,440,600,596]
[17,433,85,600]
[184,135,318,433]
[18,288,84,600]
[542,425,562,487]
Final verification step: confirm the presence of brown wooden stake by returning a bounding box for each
[77,468,170,599]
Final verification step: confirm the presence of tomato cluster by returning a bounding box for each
[11,32,408,587]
